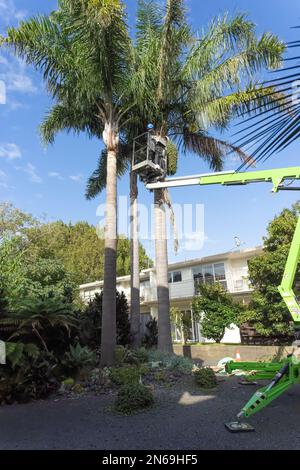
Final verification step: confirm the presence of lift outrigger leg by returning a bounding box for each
[146,166,300,431]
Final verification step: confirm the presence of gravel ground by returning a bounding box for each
[1,376,300,450]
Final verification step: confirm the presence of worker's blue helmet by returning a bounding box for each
[147,123,154,130]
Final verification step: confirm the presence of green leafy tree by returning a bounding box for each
[0,236,77,306]
[192,283,243,343]
[0,202,38,242]
[24,221,151,284]
[242,203,300,338]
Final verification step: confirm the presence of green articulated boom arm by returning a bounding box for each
[199,166,300,327]
[199,167,300,423]
[147,166,300,424]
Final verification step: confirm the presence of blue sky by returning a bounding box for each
[1,0,300,263]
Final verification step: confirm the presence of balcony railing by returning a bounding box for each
[82,277,252,304]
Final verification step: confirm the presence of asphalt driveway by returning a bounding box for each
[1,376,300,450]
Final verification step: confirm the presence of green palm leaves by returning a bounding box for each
[132,2,285,169]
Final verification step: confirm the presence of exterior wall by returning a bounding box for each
[173,344,292,366]
[79,247,262,345]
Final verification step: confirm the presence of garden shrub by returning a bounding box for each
[0,350,59,404]
[110,365,148,386]
[114,346,149,365]
[154,370,168,382]
[0,297,77,354]
[62,343,96,379]
[146,350,194,373]
[194,367,218,389]
[142,318,158,348]
[166,355,194,373]
[114,345,140,365]
[79,291,130,349]
[114,383,154,414]
[134,347,149,364]
[146,349,172,364]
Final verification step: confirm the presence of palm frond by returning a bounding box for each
[85,145,130,199]
[196,84,287,130]
[178,129,249,171]
[40,102,103,144]
[232,34,300,168]
[136,0,162,46]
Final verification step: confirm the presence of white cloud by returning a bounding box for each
[69,174,83,182]
[0,30,38,110]
[0,143,21,160]
[48,171,64,180]
[6,73,37,94]
[16,163,42,184]
[0,169,15,189]
[0,0,27,24]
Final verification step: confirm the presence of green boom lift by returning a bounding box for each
[146,166,300,431]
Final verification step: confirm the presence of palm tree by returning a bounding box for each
[133,0,285,352]
[2,0,136,365]
[85,146,143,347]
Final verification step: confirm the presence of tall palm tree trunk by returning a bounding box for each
[154,188,173,353]
[130,170,141,347]
[101,124,118,366]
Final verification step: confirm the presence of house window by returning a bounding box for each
[193,262,227,292]
[214,263,227,290]
[168,271,182,283]
[203,265,214,284]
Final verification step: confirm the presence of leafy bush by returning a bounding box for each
[146,350,193,373]
[154,370,168,382]
[0,297,77,353]
[114,346,149,366]
[62,343,96,379]
[0,287,8,316]
[142,318,158,348]
[193,368,218,389]
[114,345,139,365]
[166,355,194,373]
[0,349,59,404]
[134,347,149,364]
[79,291,130,349]
[146,349,172,364]
[114,383,154,414]
[110,365,147,386]
[6,342,40,368]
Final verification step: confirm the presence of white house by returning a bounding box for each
[79,246,263,344]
